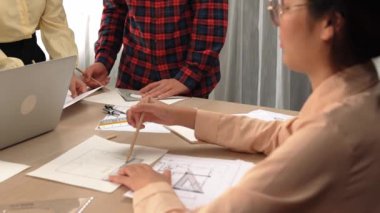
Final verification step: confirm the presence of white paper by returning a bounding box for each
[124,154,254,209]
[84,89,185,107]
[84,89,137,107]
[64,87,102,108]
[0,161,30,182]
[160,98,184,105]
[130,94,184,105]
[28,135,167,193]
[242,109,295,121]
[97,114,170,133]
[166,125,197,144]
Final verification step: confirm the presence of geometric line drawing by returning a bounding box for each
[56,149,125,180]
[173,170,204,193]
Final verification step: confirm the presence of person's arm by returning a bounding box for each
[194,110,294,155]
[112,123,349,213]
[0,50,24,71]
[174,0,228,94]
[94,0,127,72]
[39,0,77,59]
[128,98,289,155]
[39,0,87,97]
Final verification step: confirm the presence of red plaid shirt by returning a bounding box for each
[95,0,228,97]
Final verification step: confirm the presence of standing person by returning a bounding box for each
[110,0,380,212]
[84,0,228,98]
[0,0,87,97]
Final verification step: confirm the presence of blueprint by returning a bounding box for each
[125,154,254,209]
[28,135,167,193]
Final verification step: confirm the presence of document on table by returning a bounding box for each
[27,135,167,193]
[166,125,197,143]
[124,154,254,209]
[84,89,132,107]
[84,89,184,107]
[64,87,102,108]
[0,161,30,182]
[97,114,170,133]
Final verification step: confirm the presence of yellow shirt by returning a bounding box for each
[0,0,77,59]
[133,62,380,212]
[0,50,24,71]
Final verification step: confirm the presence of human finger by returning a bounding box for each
[140,81,160,94]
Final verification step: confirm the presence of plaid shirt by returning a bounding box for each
[95,0,228,97]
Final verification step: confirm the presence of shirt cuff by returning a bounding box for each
[134,182,186,213]
[194,110,220,144]
[95,53,115,73]
[175,66,202,91]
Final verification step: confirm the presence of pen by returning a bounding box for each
[75,67,105,87]
[126,113,145,162]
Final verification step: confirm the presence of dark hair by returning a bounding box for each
[307,0,380,69]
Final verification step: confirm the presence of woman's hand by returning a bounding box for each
[109,164,171,191]
[127,98,176,127]
[128,97,197,129]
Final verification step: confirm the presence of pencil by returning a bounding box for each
[106,134,117,140]
[75,67,105,87]
[126,113,145,162]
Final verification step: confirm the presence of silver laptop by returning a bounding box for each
[0,56,76,149]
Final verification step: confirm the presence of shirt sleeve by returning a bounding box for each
[133,182,186,213]
[94,0,127,72]
[194,110,294,155]
[133,121,349,213]
[0,50,24,71]
[39,0,78,59]
[174,0,228,92]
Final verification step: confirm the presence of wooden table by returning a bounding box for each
[0,97,296,212]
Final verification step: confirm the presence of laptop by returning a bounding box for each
[0,56,76,149]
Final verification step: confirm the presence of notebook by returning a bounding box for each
[0,56,76,149]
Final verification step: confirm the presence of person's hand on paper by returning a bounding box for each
[69,75,87,97]
[83,62,110,88]
[127,97,197,129]
[109,164,171,191]
[140,79,190,99]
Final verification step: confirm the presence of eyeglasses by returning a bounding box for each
[267,0,308,26]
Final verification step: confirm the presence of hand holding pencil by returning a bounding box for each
[77,62,110,88]
[126,113,145,163]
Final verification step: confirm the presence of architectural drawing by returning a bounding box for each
[146,154,254,209]
[28,136,168,192]
[173,170,207,193]
[56,149,125,180]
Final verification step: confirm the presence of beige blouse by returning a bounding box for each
[0,0,77,59]
[133,62,380,212]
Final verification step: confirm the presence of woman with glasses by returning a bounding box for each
[110,0,380,212]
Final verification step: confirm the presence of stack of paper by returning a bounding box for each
[97,114,170,133]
